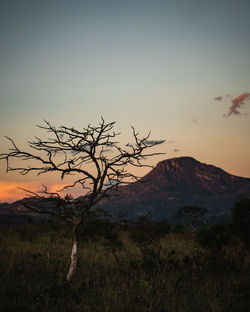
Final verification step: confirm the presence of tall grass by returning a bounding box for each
[0,223,249,312]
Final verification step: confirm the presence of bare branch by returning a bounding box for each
[0,118,165,220]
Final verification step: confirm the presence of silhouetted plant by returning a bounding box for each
[230,196,250,248]
[196,221,247,273]
[0,118,164,282]
[78,211,124,264]
[177,205,208,231]
[196,223,232,250]
[173,223,184,233]
[130,214,171,272]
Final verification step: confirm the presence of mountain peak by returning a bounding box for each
[102,156,250,220]
[155,156,199,170]
[149,156,228,178]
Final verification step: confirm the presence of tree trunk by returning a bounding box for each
[66,222,79,282]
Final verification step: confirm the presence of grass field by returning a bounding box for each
[0,222,249,312]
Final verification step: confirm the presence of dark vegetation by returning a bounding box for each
[0,198,249,312]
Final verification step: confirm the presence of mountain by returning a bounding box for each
[101,157,250,221]
[1,157,250,223]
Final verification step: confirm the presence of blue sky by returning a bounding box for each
[0,0,250,201]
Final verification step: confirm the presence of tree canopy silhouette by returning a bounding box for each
[0,118,164,281]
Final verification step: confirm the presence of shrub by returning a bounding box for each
[230,197,250,248]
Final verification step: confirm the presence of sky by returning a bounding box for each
[0,0,250,202]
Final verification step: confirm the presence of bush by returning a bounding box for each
[130,215,171,272]
[196,223,232,250]
[230,197,250,248]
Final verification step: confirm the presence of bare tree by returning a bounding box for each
[0,118,164,281]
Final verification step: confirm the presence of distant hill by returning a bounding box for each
[101,157,250,222]
[1,157,250,223]
[0,200,46,224]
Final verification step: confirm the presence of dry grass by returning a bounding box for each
[0,223,249,312]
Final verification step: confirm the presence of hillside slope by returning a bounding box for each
[102,157,250,220]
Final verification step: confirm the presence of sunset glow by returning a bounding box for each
[0,181,81,203]
[0,0,249,203]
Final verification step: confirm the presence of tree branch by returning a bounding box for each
[0,118,165,219]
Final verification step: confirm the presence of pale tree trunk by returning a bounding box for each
[66,222,79,282]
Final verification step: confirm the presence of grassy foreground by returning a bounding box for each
[0,223,249,312]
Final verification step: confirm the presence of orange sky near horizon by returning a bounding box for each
[0,180,79,203]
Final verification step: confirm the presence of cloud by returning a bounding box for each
[214,96,222,101]
[214,92,250,117]
[173,149,180,152]
[226,92,250,117]
[104,179,119,189]
[145,140,165,145]
[165,140,175,144]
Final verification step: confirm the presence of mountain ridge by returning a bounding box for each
[1,157,250,222]
[101,156,250,220]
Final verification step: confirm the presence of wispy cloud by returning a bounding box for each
[226,92,250,117]
[145,139,165,145]
[214,96,222,101]
[214,92,250,117]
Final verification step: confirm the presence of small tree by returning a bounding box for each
[130,214,171,271]
[177,205,208,231]
[0,118,164,281]
[231,196,250,249]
